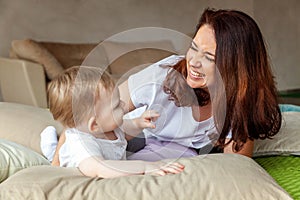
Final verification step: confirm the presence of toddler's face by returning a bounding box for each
[94,86,125,133]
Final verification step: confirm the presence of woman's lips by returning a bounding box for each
[189,69,206,79]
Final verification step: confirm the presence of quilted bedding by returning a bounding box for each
[255,156,300,200]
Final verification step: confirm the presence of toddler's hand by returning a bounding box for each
[145,161,185,176]
[138,109,160,129]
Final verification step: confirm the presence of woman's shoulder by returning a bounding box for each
[129,54,184,81]
[155,54,185,66]
[148,54,185,72]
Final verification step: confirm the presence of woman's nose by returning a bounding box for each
[189,55,202,68]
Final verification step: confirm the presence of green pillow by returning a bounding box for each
[0,139,50,183]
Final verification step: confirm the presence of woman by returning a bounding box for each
[52,8,281,164]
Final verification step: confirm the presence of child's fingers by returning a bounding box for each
[147,163,184,176]
[162,167,181,174]
[154,170,167,176]
[144,110,160,119]
[170,162,185,169]
[161,162,185,169]
[142,121,156,129]
[144,110,160,129]
[141,110,160,129]
[161,163,184,174]
[150,116,159,122]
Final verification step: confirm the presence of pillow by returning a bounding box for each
[11,39,64,80]
[253,111,300,157]
[102,40,175,81]
[40,42,99,69]
[279,104,300,112]
[0,102,63,154]
[0,139,50,183]
[0,154,292,199]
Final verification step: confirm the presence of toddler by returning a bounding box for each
[40,66,184,178]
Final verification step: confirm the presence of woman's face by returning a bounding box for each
[186,24,216,89]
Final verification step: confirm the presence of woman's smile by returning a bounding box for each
[187,67,207,88]
[189,68,206,79]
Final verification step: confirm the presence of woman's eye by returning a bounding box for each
[190,44,198,51]
[206,56,215,62]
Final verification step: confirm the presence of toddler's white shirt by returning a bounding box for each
[59,128,127,167]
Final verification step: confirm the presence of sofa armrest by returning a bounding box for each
[0,57,48,108]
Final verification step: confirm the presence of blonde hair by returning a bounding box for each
[48,66,115,128]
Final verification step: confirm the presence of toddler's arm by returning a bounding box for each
[122,110,160,140]
[51,130,66,166]
[78,157,184,178]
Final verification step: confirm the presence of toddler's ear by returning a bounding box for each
[88,116,99,133]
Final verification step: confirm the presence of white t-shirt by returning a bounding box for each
[59,128,127,167]
[128,55,226,149]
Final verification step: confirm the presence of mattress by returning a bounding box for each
[254,156,300,200]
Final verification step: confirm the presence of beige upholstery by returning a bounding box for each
[0,100,296,199]
[0,102,63,154]
[11,39,64,80]
[0,39,175,108]
[0,154,292,199]
[0,58,48,108]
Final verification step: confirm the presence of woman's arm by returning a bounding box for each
[79,156,184,178]
[223,138,254,158]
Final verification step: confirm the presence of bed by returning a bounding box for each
[254,156,300,199]
[0,102,299,199]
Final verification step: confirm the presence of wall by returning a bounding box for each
[0,0,299,91]
[254,0,300,91]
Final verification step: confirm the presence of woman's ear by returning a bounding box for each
[88,116,98,133]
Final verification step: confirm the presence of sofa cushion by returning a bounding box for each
[102,40,175,81]
[0,139,50,183]
[40,41,99,69]
[0,102,63,154]
[11,39,64,80]
[0,154,292,199]
[10,39,176,82]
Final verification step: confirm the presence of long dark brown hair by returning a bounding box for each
[163,8,282,152]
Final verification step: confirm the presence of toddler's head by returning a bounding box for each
[48,66,124,133]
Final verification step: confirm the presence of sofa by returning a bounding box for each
[0,38,176,108]
[0,102,299,199]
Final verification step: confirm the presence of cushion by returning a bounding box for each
[40,42,99,69]
[11,39,64,80]
[0,154,292,199]
[279,103,300,112]
[102,40,175,81]
[253,111,300,157]
[0,102,63,154]
[0,139,50,183]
